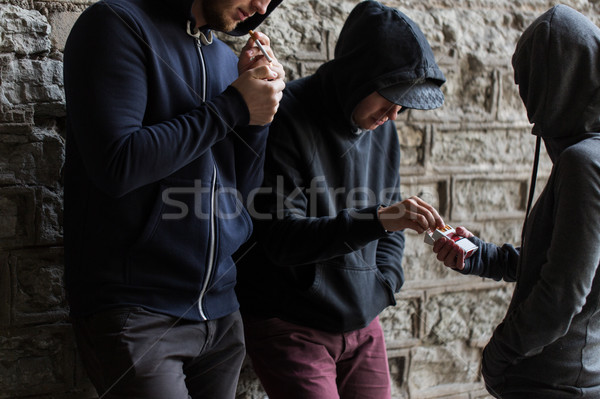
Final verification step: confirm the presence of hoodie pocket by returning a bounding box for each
[214,183,253,259]
[126,179,213,291]
[205,183,253,298]
[295,260,396,331]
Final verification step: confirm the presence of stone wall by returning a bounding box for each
[1,0,597,398]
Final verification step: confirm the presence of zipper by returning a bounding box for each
[199,165,217,320]
[194,37,215,320]
[196,38,207,104]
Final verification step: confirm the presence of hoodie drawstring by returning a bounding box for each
[186,20,214,45]
[521,135,542,248]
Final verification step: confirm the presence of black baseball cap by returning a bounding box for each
[378,80,444,110]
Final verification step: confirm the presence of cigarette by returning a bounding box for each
[248,30,273,63]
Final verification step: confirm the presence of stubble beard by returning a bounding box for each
[202,0,238,32]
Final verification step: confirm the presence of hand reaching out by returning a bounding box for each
[377,196,445,234]
[433,226,474,270]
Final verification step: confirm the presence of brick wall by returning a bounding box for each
[1,0,596,398]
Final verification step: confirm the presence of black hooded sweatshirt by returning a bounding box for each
[460,5,600,397]
[236,1,445,332]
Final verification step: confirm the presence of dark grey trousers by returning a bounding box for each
[72,307,245,399]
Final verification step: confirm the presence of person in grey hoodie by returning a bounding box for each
[433,5,600,398]
[236,2,445,398]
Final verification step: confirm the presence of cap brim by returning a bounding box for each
[378,81,444,110]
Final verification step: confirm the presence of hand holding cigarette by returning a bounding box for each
[238,30,281,77]
[232,31,285,126]
[249,30,273,63]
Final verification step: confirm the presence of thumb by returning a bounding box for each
[249,64,278,80]
[455,226,474,238]
[404,220,426,234]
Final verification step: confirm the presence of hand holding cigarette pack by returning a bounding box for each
[424,224,478,258]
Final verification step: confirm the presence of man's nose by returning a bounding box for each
[387,105,402,121]
[251,0,271,15]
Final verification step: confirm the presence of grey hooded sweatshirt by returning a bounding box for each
[461,5,600,397]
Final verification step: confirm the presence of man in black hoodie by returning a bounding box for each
[63,0,284,398]
[236,2,445,398]
[433,5,600,398]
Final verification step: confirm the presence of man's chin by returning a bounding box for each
[209,19,240,33]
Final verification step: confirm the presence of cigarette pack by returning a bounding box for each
[424,224,478,258]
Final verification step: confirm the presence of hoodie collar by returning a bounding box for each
[186,20,214,44]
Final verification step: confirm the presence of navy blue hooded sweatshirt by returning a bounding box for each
[63,0,281,321]
[236,1,445,332]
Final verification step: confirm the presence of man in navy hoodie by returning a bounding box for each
[63,0,284,397]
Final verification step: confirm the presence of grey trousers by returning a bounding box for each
[72,307,245,399]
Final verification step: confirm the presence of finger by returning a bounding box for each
[436,239,453,262]
[454,249,466,271]
[444,246,461,268]
[263,64,285,82]
[250,54,274,69]
[239,46,256,61]
[423,212,436,232]
[239,43,276,74]
[242,31,271,57]
[413,196,444,229]
[270,62,285,78]
[240,39,256,54]
[409,212,428,231]
[445,242,468,270]
[249,31,276,63]
[439,241,456,266]
[455,226,474,238]
[270,75,286,92]
[403,220,426,234]
[248,64,279,80]
[434,212,445,229]
[238,50,259,73]
[432,236,447,253]
[406,199,435,229]
[241,48,281,72]
[250,30,271,47]
[414,212,436,232]
[403,199,426,226]
[266,63,285,82]
[422,208,438,231]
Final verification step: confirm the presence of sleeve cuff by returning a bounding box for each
[347,205,389,245]
[211,85,250,127]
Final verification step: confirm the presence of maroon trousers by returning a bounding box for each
[243,315,391,399]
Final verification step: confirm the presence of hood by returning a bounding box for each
[227,0,282,36]
[516,5,600,247]
[512,5,600,141]
[177,0,282,36]
[315,0,446,125]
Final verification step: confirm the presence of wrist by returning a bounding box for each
[377,205,390,232]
